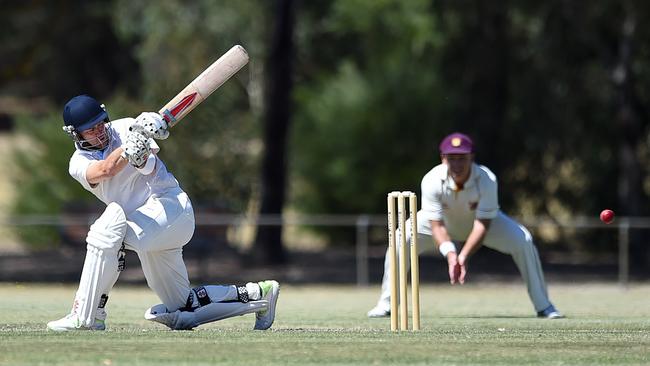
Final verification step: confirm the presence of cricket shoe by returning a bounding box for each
[367,302,391,318]
[537,304,564,319]
[47,313,106,331]
[254,280,280,330]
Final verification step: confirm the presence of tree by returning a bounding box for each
[290,0,449,244]
[0,0,138,103]
[612,2,649,266]
[252,0,295,264]
[436,0,510,177]
[112,0,266,211]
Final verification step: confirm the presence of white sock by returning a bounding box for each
[246,282,261,301]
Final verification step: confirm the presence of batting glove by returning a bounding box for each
[122,131,152,168]
[132,112,169,140]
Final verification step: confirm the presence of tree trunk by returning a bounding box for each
[253,0,295,264]
[613,7,648,267]
[459,0,510,177]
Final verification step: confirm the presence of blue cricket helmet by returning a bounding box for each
[62,95,112,150]
[63,95,108,131]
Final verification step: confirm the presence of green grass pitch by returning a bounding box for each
[0,282,648,365]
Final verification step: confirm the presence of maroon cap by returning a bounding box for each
[439,132,474,154]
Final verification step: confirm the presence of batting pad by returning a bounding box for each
[73,203,126,327]
[145,300,268,330]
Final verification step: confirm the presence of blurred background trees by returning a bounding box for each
[3,0,650,266]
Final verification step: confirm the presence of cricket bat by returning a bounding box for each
[159,45,249,128]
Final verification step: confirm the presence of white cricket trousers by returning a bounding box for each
[377,210,552,312]
[124,187,195,311]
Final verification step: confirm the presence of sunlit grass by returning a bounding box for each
[0,282,648,365]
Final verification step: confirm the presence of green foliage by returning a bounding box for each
[290,1,650,253]
[292,0,447,220]
[0,1,138,102]
[110,0,270,211]
[6,1,650,257]
[10,114,96,249]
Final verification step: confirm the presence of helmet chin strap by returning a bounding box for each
[66,121,112,151]
[79,139,105,151]
[80,133,109,150]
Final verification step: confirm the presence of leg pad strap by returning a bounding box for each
[237,285,249,303]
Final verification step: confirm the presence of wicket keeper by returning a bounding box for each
[368,132,563,319]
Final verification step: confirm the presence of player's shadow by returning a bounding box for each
[446,315,534,319]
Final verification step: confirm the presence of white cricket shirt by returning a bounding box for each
[420,163,500,238]
[68,118,180,214]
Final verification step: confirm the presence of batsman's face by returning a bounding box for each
[442,153,473,184]
[79,123,109,150]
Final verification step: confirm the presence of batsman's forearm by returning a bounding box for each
[86,148,129,184]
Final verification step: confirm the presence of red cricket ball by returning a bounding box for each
[600,209,615,224]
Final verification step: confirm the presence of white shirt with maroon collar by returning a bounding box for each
[420,162,500,239]
[373,161,555,314]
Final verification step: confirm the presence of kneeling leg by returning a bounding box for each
[145,283,268,330]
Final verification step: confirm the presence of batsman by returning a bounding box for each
[47,95,280,331]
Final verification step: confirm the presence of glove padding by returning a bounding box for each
[131,112,169,140]
[122,131,152,168]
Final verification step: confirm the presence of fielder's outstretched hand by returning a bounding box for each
[446,252,463,285]
[132,112,169,140]
[457,254,468,284]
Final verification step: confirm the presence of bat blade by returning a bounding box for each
[159,45,249,127]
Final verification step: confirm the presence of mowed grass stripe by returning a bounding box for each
[0,283,648,365]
